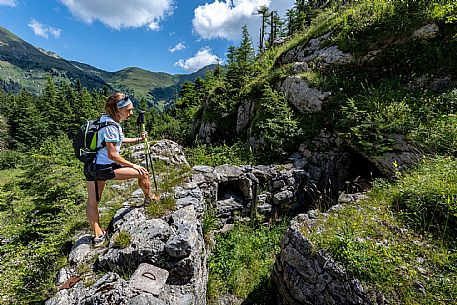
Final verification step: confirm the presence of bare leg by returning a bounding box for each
[86,180,106,238]
[114,167,158,200]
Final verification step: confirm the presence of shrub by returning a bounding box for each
[0,150,26,169]
[0,135,87,303]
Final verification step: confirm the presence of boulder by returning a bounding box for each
[413,23,439,40]
[279,76,331,113]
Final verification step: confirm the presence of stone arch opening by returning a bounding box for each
[345,149,385,193]
[217,179,251,203]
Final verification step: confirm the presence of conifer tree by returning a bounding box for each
[268,11,282,47]
[9,91,45,149]
[0,114,9,150]
[257,5,270,53]
[225,26,255,90]
[41,77,59,135]
[238,25,255,66]
[253,84,300,160]
[139,97,147,111]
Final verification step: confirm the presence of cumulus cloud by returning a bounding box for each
[175,47,219,72]
[59,0,174,30]
[193,0,269,40]
[28,19,62,39]
[192,0,295,41]
[169,42,186,53]
[0,0,16,7]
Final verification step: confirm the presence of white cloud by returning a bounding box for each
[59,0,174,30]
[192,0,295,41]
[175,47,219,72]
[28,19,62,39]
[193,0,269,40]
[169,42,186,53]
[0,0,16,7]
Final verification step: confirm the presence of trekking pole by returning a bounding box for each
[137,111,158,192]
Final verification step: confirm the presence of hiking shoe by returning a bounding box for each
[93,232,107,248]
[144,193,160,205]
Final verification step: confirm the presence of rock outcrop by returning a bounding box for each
[279,33,353,68]
[46,140,207,305]
[276,32,352,115]
[279,76,331,113]
[272,207,381,305]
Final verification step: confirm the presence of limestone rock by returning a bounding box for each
[129,263,169,296]
[272,212,382,305]
[280,76,331,113]
[236,99,255,134]
[280,32,352,67]
[413,23,439,40]
[129,139,188,167]
[47,163,207,305]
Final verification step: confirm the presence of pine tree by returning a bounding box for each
[57,82,76,136]
[139,97,148,111]
[253,84,300,160]
[257,5,270,53]
[9,91,45,149]
[238,25,255,65]
[225,26,255,90]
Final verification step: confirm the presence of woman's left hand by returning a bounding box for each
[140,131,148,141]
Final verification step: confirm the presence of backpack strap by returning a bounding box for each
[98,121,120,148]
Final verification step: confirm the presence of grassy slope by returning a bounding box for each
[106,67,175,97]
[206,1,457,303]
[305,157,457,304]
[282,1,457,304]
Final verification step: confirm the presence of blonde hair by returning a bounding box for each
[105,92,125,122]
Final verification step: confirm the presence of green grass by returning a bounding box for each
[145,195,176,218]
[154,160,192,193]
[304,156,457,305]
[185,143,256,167]
[143,160,190,218]
[337,84,457,156]
[0,60,70,94]
[113,230,132,249]
[207,221,289,304]
[380,156,457,241]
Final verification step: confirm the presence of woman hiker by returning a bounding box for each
[84,92,160,247]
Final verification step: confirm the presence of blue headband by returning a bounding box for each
[117,96,133,109]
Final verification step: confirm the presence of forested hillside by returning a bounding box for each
[0,0,456,304]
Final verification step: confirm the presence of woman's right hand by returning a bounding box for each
[132,164,149,175]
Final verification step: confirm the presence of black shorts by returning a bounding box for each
[84,163,124,181]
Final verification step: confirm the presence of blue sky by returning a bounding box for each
[0,0,294,75]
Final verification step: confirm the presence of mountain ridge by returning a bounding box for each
[0,26,214,103]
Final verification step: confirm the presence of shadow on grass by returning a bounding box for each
[242,276,278,305]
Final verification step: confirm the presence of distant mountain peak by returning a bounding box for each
[37,47,62,59]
